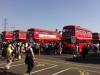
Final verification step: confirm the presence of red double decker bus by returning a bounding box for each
[27,28,61,41]
[1,31,13,41]
[13,30,27,41]
[92,33,100,44]
[62,25,92,53]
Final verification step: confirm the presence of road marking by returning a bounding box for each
[31,65,58,74]
[35,61,57,66]
[0,59,55,66]
[0,59,24,65]
[37,58,100,69]
[52,68,71,75]
[35,61,57,67]
[72,68,100,74]
[0,61,56,69]
[0,63,25,69]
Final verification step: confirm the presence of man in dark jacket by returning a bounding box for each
[81,44,90,61]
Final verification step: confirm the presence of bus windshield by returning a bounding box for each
[63,28,75,36]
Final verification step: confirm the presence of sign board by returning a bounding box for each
[71,36,76,43]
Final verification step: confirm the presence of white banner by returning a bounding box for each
[39,34,56,38]
[71,36,76,43]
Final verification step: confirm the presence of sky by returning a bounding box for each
[0,0,100,33]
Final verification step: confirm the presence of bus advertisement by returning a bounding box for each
[62,25,92,53]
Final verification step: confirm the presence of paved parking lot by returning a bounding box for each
[0,54,100,75]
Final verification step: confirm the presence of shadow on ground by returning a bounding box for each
[0,68,21,75]
[54,53,100,64]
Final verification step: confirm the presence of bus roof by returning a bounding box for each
[2,31,13,32]
[92,32,100,34]
[13,30,27,32]
[63,25,92,32]
[28,28,57,32]
[1,31,13,34]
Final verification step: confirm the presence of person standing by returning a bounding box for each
[73,43,79,59]
[5,44,13,70]
[24,43,35,75]
[81,44,89,61]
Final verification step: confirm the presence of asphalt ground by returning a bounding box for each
[0,53,100,75]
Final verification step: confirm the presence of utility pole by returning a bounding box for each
[4,18,8,31]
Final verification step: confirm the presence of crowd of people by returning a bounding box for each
[73,42,100,60]
[0,40,63,75]
[1,40,63,59]
[0,40,100,75]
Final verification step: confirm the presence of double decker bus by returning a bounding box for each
[1,31,13,42]
[92,33,100,44]
[62,25,92,53]
[13,30,27,41]
[27,28,61,41]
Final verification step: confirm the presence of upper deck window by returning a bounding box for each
[76,28,79,32]
[62,28,74,32]
[19,32,26,34]
[87,31,92,34]
[27,29,35,33]
[93,33,98,37]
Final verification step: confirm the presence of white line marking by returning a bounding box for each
[0,61,56,69]
[72,68,100,74]
[35,61,56,66]
[37,58,100,69]
[0,60,55,66]
[0,63,25,68]
[31,65,58,74]
[52,68,71,75]
[0,59,24,65]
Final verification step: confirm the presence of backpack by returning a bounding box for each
[25,48,33,64]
